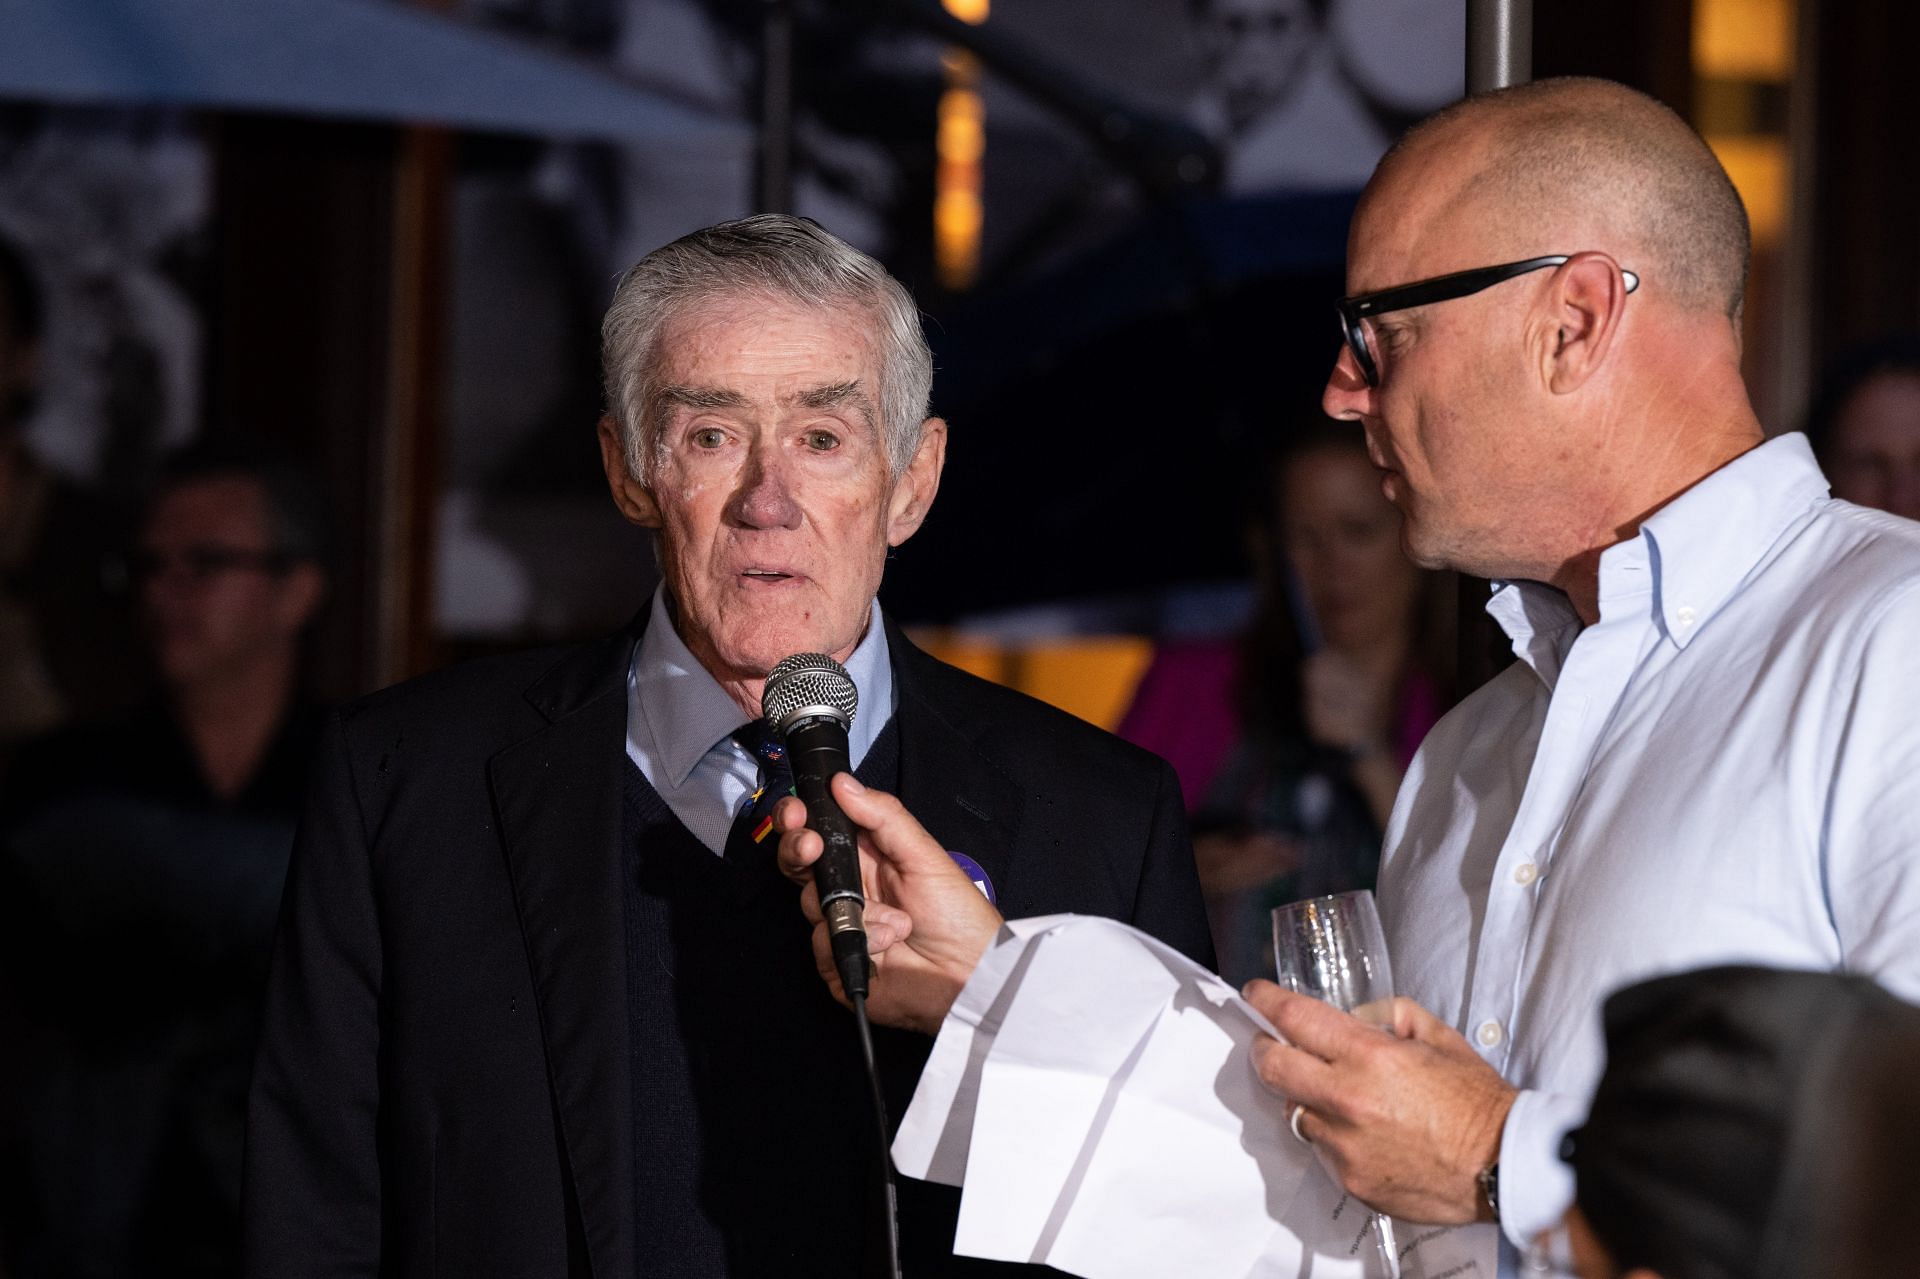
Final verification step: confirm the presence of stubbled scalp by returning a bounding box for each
[1371,77,1751,321]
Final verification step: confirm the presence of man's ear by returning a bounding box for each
[886,417,948,547]
[1537,254,1631,395]
[597,414,663,528]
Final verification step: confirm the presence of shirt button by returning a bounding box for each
[1477,1020,1505,1048]
[1513,862,1539,886]
[1675,605,1697,629]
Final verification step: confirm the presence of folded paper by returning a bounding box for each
[895,915,1494,1278]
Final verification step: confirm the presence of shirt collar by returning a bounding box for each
[628,588,895,787]
[1636,432,1831,649]
[840,601,896,768]
[1486,578,1583,689]
[1483,434,1831,681]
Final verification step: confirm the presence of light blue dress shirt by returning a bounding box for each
[625,588,896,855]
[1378,433,1920,1275]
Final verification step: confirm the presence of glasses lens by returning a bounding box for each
[128,546,287,584]
[1336,307,1379,387]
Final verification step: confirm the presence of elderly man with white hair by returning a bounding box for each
[243,214,1212,1279]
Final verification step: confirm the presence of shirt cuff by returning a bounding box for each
[1496,1088,1583,1250]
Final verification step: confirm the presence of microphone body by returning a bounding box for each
[763,654,869,1000]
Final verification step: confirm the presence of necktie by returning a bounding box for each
[726,719,795,860]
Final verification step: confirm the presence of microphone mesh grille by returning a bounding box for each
[761,652,859,728]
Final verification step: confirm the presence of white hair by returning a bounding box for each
[600,214,934,483]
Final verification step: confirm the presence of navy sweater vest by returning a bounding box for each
[620,722,902,1276]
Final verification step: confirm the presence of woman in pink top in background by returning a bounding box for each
[1120,421,1454,984]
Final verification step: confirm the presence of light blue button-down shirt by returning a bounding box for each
[1379,433,1920,1276]
[625,588,896,854]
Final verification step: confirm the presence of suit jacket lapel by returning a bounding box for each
[490,621,640,1279]
[886,620,1023,903]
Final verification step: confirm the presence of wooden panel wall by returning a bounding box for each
[206,115,448,700]
[1807,0,1920,363]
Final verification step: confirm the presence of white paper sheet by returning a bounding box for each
[894,915,1494,1279]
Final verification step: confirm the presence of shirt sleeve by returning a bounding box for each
[1826,579,1920,1000]
[1496,1087,1584,1249]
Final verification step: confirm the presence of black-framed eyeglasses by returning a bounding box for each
[113,545,295,589]
[1335,254,1640,388]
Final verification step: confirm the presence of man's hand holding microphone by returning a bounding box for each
[773,776,1003,1035]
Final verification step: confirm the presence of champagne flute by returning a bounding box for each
[1272,889,1400,1278]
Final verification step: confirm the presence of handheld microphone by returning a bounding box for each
[762,653,868,1001]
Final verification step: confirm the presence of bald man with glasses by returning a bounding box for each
[1243,75,1920,1271]
[779,76,1920,1277]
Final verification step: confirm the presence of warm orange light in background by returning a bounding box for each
[1710,135,1789,245]
[936,0,989,290]
[912,632,1157,730]
[1693,0,1793,79]
[1693,0,1794,251]
[938,89,986,164]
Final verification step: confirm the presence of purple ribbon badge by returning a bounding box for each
[946,851,996,906]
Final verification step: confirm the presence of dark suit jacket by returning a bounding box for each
[243,614,1212,1277]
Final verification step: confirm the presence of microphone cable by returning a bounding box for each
[851,989,904,1279]
[760,653,902,1276]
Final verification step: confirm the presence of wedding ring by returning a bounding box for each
[1289,1102,1312,1145]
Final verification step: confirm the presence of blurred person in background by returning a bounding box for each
[1122,421,1451,984]
[1802,333,1920,521]
[1553,965,1920,1279]
[0,230,138,760]
[0,441,330,1279]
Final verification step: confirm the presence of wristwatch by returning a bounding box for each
[1478,1161,1501,1221]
